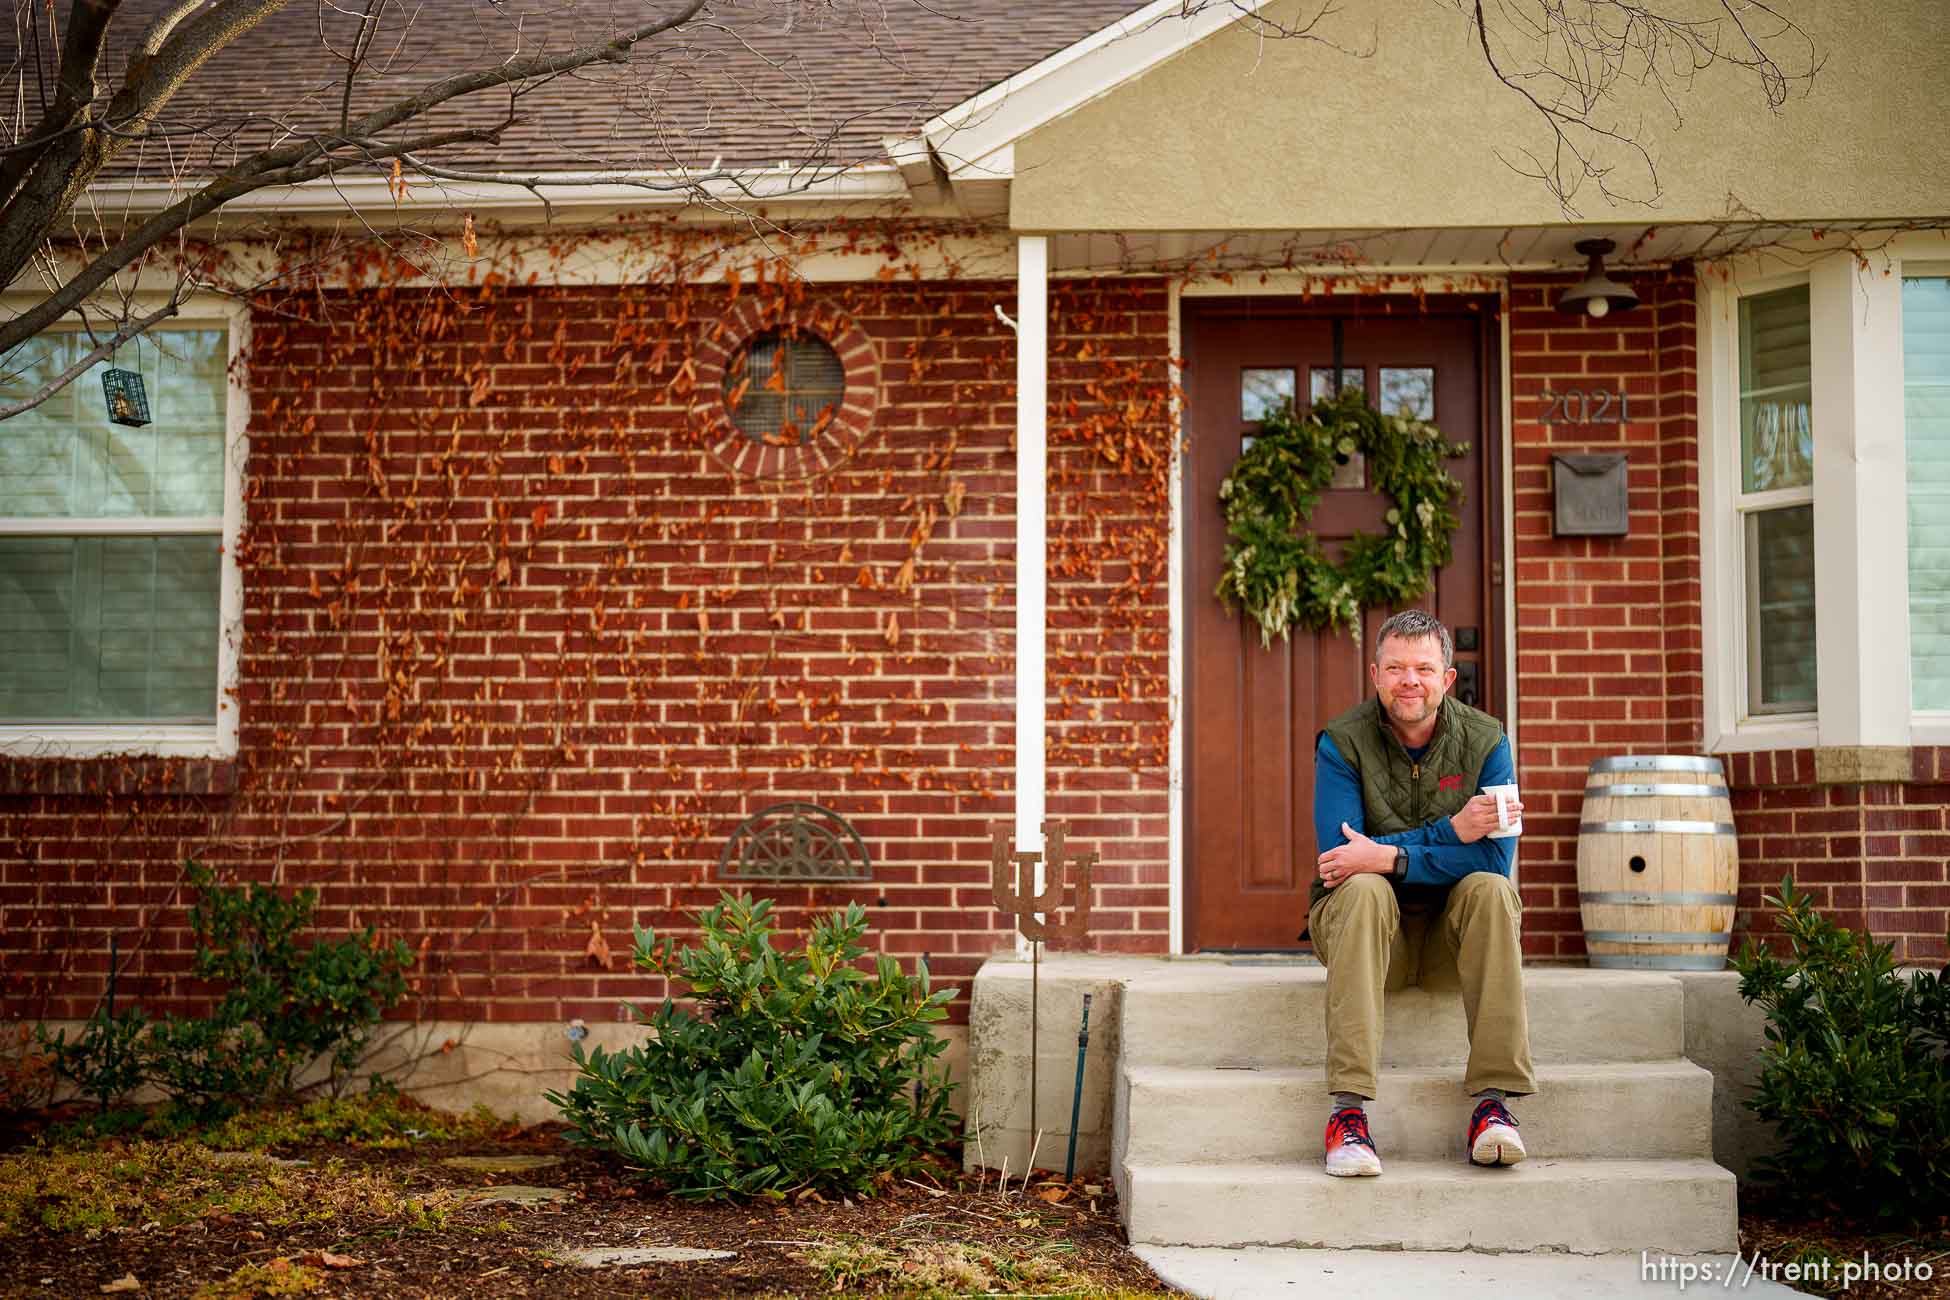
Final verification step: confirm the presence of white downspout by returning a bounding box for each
[1014,235,1049,938]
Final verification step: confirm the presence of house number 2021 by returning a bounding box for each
[1541,388,1635,424]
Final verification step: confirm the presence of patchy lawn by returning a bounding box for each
[0,1098,1174,1298]
[17,1096,1948,1299]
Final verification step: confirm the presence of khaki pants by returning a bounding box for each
[1307,872,1537,1100]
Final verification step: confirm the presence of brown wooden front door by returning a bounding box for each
[1185,297,1505,951]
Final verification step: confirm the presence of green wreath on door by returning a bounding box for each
[1216,390,1471,647]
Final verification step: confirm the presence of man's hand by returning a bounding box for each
[1450,793,1523,844]
[1317,822,1396,888]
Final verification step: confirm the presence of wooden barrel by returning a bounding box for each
[1576,756,1738,970]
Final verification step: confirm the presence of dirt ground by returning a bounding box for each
[0,1119,1176,1299]
[6,1108,1947,1300]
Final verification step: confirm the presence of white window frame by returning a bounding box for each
[0,296,249,760]
[1701,265,1820,751]
[1701,246,1924,753]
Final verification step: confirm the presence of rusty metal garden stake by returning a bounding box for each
[989,820,1097,1175]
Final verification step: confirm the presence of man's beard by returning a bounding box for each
[1386,692,1440,726]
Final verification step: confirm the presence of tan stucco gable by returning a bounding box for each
[1011,0,1950,232]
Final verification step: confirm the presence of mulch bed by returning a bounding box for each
[0,1124,1177,1298]
[1738,1189,1949,1300]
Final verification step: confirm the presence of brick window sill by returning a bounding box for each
[0,756,238,796]
[1718,745,1950,789]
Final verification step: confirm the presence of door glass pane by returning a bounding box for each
[1241,367,1295,422]
[1738,286,1813,493]
[0,535,221,722]
[1379,367,1435,420]
[1746,505,1817,714]
[1904,271,1950,709]
[1310,365,1364,403]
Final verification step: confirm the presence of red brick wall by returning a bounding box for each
[1507,269,1707,958]
[0,271,1174,1028]
[1509,269,1949,963]
[1722,748,1950,963]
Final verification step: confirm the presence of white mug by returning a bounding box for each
[1483,783,1522,839]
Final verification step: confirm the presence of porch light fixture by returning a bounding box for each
[1556,238,1640,319]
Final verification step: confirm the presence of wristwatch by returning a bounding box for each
[1391,847,1408,881]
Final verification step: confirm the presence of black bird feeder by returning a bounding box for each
[101,367,151,427]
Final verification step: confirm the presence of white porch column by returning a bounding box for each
[1808,256,1912,745]
[1015,235,1049,867]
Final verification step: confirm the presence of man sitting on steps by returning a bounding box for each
[1307,609,1536,1178]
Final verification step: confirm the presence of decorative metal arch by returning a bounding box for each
[716,801,872,883]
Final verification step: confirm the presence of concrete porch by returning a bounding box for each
[964,955,1771,1256]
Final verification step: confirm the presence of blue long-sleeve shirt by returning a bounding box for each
[1313,732,1517,887]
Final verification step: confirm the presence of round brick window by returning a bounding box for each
[724,332,846,445]
[695,301,879,480]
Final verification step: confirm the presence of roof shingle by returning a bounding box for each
[17,0,1150,183]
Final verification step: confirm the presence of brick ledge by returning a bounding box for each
[1717,745,1950,789]
[0,756,238,797]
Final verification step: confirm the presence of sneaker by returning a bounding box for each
[1467,1096,1527,1167]
[1324,1106,1383,1177]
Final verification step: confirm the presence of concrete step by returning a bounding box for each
[1121,1157,1739,1254]
[1132,1247,1815,1299]
[1120,965,1684,1068]
[1118,1060,1715,1164]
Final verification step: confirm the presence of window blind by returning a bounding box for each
[0,328,226,724]
[1905,270,1950,710]
[1737,285,1816,715]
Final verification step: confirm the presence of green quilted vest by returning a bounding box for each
[1309,694,1505,912]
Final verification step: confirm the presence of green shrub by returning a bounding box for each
[143,863,413,1117]
[38,1002,148,1112]
[43,862,413,1122]
[547,892,957,1200]
[1732,876,1950,1223]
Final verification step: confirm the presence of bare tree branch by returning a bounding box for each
[0,0,297,284]
[0,115,510,355]
[135,0,215,59]
[0,0,122,212]
[1456,0,1819,213]
[336,0,385,134]
[0,0,712,296]
[0,290,186,421]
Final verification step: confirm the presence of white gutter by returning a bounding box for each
[87,164,912,215]
[1014,235,1049,897]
